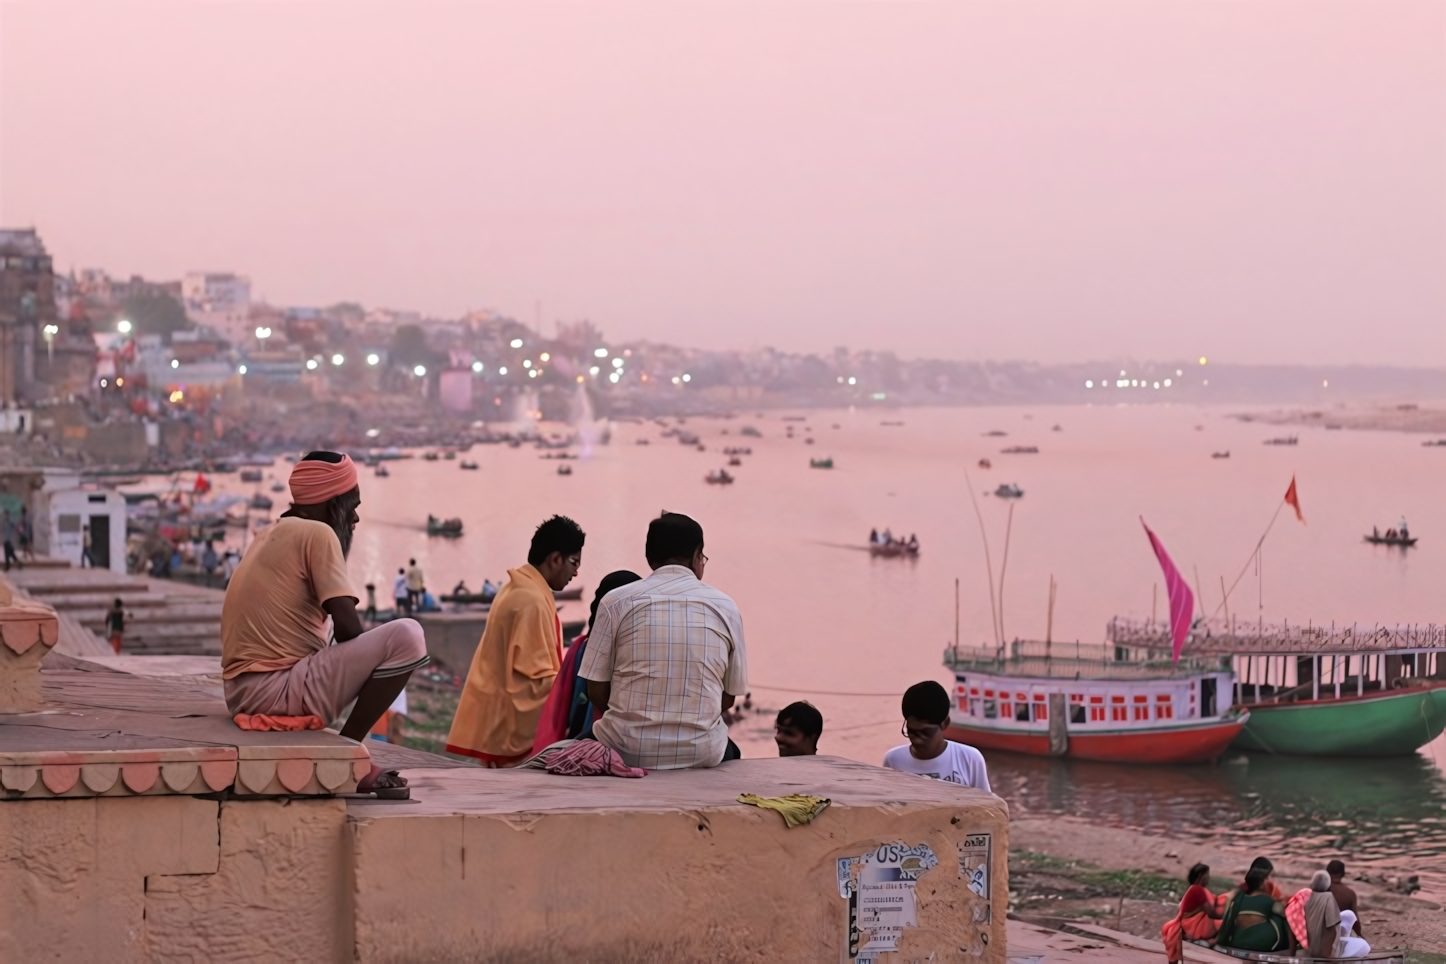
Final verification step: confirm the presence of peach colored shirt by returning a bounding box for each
[220,517,356,680]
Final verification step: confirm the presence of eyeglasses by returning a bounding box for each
[699,552,709,565]
[902,723,941,739]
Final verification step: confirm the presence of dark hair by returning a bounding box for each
[901,680,951,726]
[588,570,643,632]
[112,597,123,608]
[1187,863,1209,885]
[528,515,586,566]
[776,701,824,739]
[645,512,704,568]
[1249,857,1274,874]
[1244,868,1269,894]
[1326,860,1345,878]
[302,450,345,463]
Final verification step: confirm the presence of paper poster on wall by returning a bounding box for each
[958,833,991,899]
[837,842,938,962]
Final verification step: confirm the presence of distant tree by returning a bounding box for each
[120,291,191,340]
[390,324,442,368]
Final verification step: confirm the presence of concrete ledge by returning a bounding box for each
[348,756,1009,963]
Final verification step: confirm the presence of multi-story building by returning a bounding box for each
[0,229,90,403]
[181,271,251,345]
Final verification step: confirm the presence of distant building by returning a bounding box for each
[182,271,251,344]
[0,229,91,403]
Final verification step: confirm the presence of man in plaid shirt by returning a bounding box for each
[581,513,748,769]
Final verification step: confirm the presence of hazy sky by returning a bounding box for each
[2,1,1442,364]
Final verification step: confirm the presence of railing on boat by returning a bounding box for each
[1109,616,1446,656]
[944,642,1229,680]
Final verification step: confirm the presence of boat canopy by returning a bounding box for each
[1110,616,1446,656]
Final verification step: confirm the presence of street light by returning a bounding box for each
[471,361,483,373]
[117,319,132,334]
[306,359,319,370]
[366,353,380,366]
[43,323,58,364]
[594,348,608,358]
[255,326,272,340]
[510,338,524,348]
[331,353,344,366]
[413,364,427,377]
[171,359,180,369]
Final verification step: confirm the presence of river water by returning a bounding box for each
[211,402,1446,873]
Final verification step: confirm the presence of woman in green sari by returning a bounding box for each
[1216,867,1290,952]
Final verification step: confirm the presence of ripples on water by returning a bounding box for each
[987,740,1446,871]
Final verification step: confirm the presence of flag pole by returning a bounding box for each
[962,465,1001,651]
[1214,499,1286,620]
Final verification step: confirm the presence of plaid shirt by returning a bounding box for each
[579,565,748,769]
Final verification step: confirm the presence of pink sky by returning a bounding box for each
[2,1,1442,364]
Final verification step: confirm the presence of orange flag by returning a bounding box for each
[1284,476,1304,523]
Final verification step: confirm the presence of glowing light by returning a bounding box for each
[682,373,691,383]
[471,361,483,373]
[540,352,550,361]
[365,428,380,438]
[1199,357,1208,366]
[575,375,585,383]
[589,366,600,376]
[1085,380,1093,388]
[1153,382,1160,389]
[671,376,680,385]
[611,357,623,368]
[331,354,344,366]
[1130,380,1138,387]
[1164,379,1172,387]
[117,319,132,334]
[100,378,108,387]
[594,348,608,358]
[1175,369,1183,377]
[528,369,538,378]
[510,338,524,348]
[255,326,272,339]
[170,359,179,369]
[366,353,380,366]
[117,377,126,385]
[498,367,508,375]
[168,390,184,403]
[523,359,532,368]
[847,377,857,385]
[609,373,620,383]
[306,359,319,370]
[1117,379,1127,387]
[836,377,844,384]
[1323,379,1329,388]
[413,364,427,377]
[43,324,58,337]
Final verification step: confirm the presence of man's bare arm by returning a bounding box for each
[586,680,611,713]
[721,693,736,713]
[323,596,365,642]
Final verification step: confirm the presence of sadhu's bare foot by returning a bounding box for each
[354,765,409,799]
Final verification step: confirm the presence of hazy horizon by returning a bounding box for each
[2,1,1442,366]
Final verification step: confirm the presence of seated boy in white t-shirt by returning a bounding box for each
[882,680,990,792]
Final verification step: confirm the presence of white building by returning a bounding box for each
[43,488,127,574]
[181,272,251,345]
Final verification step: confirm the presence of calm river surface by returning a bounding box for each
[214,402,1446,871]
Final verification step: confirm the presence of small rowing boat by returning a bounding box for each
[427,515,463,537]
[994,483,1024,499]
[705,469,735,485]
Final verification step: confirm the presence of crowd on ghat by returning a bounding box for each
[214,451,994,797]
[1162,856,1373,961]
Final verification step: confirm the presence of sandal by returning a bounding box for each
[344,766,410,800]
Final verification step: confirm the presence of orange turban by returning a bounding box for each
[288,454,359,505]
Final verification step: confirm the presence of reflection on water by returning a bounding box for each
[987,746,1446,870]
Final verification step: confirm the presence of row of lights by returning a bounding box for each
[1085,367,1187,390]
[836,376,858,385]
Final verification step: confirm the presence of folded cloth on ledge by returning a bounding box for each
[233,713,326,732]
[737,793,831,827]
[542,739,646,778]
[1285,887,1312,948]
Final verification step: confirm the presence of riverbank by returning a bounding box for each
[1009,814,1446,959]
[1238,402,1446,436]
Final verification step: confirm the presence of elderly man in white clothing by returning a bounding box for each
[581,512,748,769]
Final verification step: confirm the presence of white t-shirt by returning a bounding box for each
[393,574,409,600]
[882,741,991,792]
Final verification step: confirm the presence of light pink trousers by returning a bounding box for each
[224,619,429,723]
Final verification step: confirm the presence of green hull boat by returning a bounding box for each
[1232,684,1446,757]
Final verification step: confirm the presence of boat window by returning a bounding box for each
[1111,695,1126,704]
[1200,678,1217,717]
[1000,702,1013,719]
[983,700,997,719]
[1133,695,1148,703]
[1111,705,1128,722]
[1070,704,1086,725]
[1089,705,1105,722]
[1155,702,1174,720]
[1034,700,1048,721]
[1088,696,1103,704]
[1014,702,1030,722]
[1133,705,1149,721]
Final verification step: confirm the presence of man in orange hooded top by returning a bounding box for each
[446,515,585,765]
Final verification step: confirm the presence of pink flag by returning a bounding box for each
[1141,518,1195,662]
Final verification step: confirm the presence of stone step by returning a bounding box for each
[35,592,173,610]
[73,604,224,626]
[111,621,222,641]
[117,636,222,657]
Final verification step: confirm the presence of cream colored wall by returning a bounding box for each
[349,799,1009,963]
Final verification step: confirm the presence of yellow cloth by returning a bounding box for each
[220,518,356,680]
[737,793,832,828]
[446,565,561,761]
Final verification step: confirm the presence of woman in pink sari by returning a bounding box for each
[1162,863,1225,963]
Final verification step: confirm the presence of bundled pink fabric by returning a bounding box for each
[1285,888,1311,948]
[233,713,326,732]
[288,455,358,505]
[544,740,646,778]
[531,633,587,755]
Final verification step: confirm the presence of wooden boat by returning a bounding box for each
[1110,617,1446,757]
[1201,946,1401,963]
[977,459,991,469]
[1364,532,1416,547]
[556,464,572,476]
[426,515,463,537]
[705,469,735,485]
[239,469,264,483]
[809,458,833,469]
[1212,451,1230,459]
[727,457,742,466]
[270,481,285,492]
[943,642,1245,764]
[459,461,479,470]
[1000,445,1039,454]
[374,464,390,477]
[248,494,273,511]
[869,541,918,558]
[994,483,1024,499]
[1262,436,1298,446]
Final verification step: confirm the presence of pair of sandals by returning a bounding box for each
[343,766,410,800]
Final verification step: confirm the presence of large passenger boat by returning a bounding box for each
[943,640,1247,764]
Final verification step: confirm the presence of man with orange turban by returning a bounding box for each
[221,451,429,797]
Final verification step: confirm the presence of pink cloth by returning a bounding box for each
[544,740,646,778]
[531,633,587,755]
[1141,518,1196,661]
[1285,888,1311,948]
[233,713,325,731]
[288,454,359,505]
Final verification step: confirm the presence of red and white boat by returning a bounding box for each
[943,642,1247,764]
